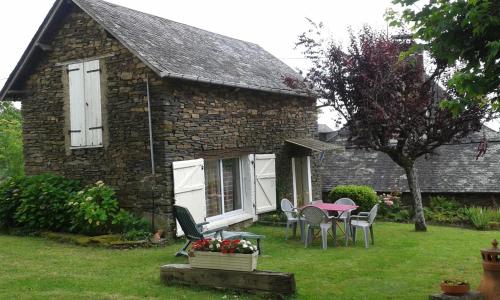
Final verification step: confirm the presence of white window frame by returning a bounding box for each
[205,157,245,222]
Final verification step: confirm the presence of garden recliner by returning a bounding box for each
[173,205,227,257]
[173,205,264,256]
[350,204,379,249]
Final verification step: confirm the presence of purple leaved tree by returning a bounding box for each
[294,25,488,231]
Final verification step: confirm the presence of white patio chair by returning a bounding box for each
[333,197,357,246]
[301,206,336,250]
[350,204,379,249]
[280,198,304,240]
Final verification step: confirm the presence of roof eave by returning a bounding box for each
[0,0,66,101]
[159,71,313,98]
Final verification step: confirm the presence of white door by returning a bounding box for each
[254,154,277,214]
[172,159,206,236]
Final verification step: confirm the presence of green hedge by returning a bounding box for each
[328,185,379,212]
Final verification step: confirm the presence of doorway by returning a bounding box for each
[292,156,312,207]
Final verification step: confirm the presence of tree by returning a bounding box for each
[295,25,487,231]
[0,101,24,181]
[387,0,500,113]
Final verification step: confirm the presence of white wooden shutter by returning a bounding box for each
[254,154,277,214]
[68,62,86,147]
[173,159,207,236]
[83,60,103,146]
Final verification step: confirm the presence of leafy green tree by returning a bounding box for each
[388,0,500,113]
[0,102,23,181]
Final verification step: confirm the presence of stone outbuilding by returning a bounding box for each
[0,0,338,236]
[320,125,500,206]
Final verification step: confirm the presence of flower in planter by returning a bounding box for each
[190,238,258,255]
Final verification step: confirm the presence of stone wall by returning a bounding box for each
[146,77,319,233]
[19,4,319,236]
[21,4,163,219]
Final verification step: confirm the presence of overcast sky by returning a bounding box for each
[0,0,498,130]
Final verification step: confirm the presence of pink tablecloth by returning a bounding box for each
[311,203,358,212]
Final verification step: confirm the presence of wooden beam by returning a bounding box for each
[7,90,32,95]
[160,264,295,298]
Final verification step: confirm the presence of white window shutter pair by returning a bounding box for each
[172,154,277,236]
[67,60,102,147]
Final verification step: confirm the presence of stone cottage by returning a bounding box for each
[0,0,336,236]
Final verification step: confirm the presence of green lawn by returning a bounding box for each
[0,222,497,299]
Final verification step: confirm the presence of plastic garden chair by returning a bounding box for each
[350,204,379,248]
[301,206,336,250]
[333,197,357,246]
[280,198,304,241]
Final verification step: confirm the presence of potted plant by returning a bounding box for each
[188,238,259,272]
[440,279,470,295]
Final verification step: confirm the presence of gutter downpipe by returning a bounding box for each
[146,75,156,231]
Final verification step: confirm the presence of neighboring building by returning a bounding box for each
[320,125,500,206]
[0,0,336,236]
[318,123,335,142]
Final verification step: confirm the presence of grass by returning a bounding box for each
[0,222,497,299]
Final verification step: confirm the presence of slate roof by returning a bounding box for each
[321,126,500,193]
[285,138,342,152]
[0,0,309,101]
[318,124,334,134]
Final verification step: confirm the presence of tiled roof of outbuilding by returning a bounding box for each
[321,126,500,193]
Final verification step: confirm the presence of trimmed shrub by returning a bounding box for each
[11,174,80,231]
[328,185,378,211]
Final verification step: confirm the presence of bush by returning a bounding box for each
[112,209,151,241]
[9,174,79,231]
[328,185,379,211]
[68,181,121,235]
[68,181,151,238]
[464,207,500,230]
[0,177,23,228]
[425,196,468,224]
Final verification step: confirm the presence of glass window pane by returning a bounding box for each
[222,158,242,213]
[205,160,222,217]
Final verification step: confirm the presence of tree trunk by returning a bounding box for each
[404,164,427,231]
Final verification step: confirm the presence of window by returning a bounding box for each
[205,158,242,218]
[67,59,103,148]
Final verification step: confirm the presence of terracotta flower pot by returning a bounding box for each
[440,282,470,295]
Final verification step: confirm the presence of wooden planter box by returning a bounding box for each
[189,251,258,272]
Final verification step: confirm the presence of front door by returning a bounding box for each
[292,156,312,207]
